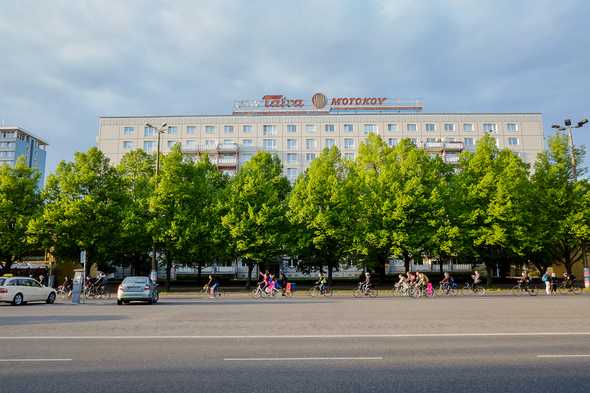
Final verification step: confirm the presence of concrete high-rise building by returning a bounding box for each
[0,126,48,186]
[97,93,544,182]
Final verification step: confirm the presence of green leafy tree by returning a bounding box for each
[0,157,41,274]
[29,148,126,273]
[288,147,354,282]
[220,152,290,288]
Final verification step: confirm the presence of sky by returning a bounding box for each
[1,0,589,173]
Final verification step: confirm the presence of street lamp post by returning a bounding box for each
[552,118,589,288]
[145,122,168,283]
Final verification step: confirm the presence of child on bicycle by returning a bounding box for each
[317,272,328,294]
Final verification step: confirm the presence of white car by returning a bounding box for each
[0,276,57,306]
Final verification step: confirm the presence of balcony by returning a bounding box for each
[423,142,444,150]
[444,155,460,164]
[423,141,464,152]
[217,143,239,152]
[217,157,238,167]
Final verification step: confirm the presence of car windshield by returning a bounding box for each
[123,277,148,284]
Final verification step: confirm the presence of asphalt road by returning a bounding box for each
[1,296,590,393]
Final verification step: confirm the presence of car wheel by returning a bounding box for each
[46,292,56,304]
[12,293,24,306]
[117,299,123,305]
[123,300,130,304]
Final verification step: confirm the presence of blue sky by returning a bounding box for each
[1,0,589,173]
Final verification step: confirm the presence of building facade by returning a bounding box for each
[0,126,48,186]
[97,94,545,182]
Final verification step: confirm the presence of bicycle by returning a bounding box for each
[309,284,332,297]
[56,285,71,301]
[462,282,486,296]
[557,280,581,295]
[353,283,378,298]
[437,282,459,296]
[511,281,537,296]
[251,284,280,299]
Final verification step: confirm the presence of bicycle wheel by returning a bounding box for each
[251,288,261,299]
[511,285,521,296]
[352,287,362,297]
[368,288,378,298]
[528,285,537,296]
[308,287,318,297]
[475,286,486,296]
[571,286,581,294]
[324,287,333,297]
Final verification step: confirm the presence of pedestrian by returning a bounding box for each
[280,272,289,296]
[550,272,558,295]
[542,269,551,295]
[38,274,45,286]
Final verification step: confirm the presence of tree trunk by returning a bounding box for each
[403,254,411,273]
[197,262,202,285]
[165,255,172,292]
[328,261,333,284]
[377,253,387,283]
[246,262,253,289]
[486,263,493,286]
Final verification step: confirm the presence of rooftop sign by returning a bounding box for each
[233,93,423,115]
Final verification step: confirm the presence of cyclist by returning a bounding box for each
[416,272,428,289]
[317,272,328,294]
[542,269,551,295]
[563,272,575,288]
[267,273,276,294]
[518,271,530,289]
[259,270,269,292]
[394,274,407,290]
[204,275,214,295]
[279,272,289,296]
[360,272,372,293]
[440,272,454,293]
[209,276,220,298]
[471,271,481,286]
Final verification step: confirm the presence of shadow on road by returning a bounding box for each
[0,315,127,326]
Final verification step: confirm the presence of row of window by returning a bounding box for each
[127,122,521,137]
[0,142,16,149]
[0,132,16,139]
[124,136,521,152]
[0,151,15,158]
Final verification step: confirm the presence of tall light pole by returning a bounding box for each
[145,122,168,283]
[552,118,589,288]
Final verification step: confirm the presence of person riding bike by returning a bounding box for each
[440,272,455,292]
[359,272,371,292]
[317,272,328,294]
[518,271,530,289]
[471,271,481,286]
[395,274,407,290]
[563,272,576,288]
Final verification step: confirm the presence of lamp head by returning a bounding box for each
[161,122,168,128]
[565,119,572,126]
[551,124,561,129]
[145,122,154,129]
[577,118,588,127]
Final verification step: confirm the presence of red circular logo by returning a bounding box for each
[312,93,327,110]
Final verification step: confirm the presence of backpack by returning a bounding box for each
[542,273,549,282]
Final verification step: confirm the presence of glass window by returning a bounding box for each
[243,125,252,133]
[325,124,335,133]
[325,138,335,148]
[168,126,177,135]
[263,125,276,136]
[167,140,177,149]
[186,126,196,135]
[286,168,298,180]
[406,123,417,132]
[123,127,134,135]
[506,123,519,132]
[426,137,436,143]
[143,141,155,152]
[305,139,316,150]
[287,139,297,150]
[483,123,496,132]
[387,123,398,132]
[224,125,234,134]
[305,124,316,133]
[205,126,216,134]
[305,153,316,162]
[508,137,519,145]
[144,127,155,137]
[364,124,377,134]
[263,139,277,150]
[185,140,196,147]
[344,138,354,149]
[344,124,354,133]
[287,153,297,163]
[287,124,297,133]
[122,141,133,149]
[223,139,234,144]
[388,138,397,147]
[205,139,216,147]
[425,123,435,132]
[464,137,474,146]
[444,123,455,132]
[344,152,355,160]
[242,139,253,146]
[463,123,473,132]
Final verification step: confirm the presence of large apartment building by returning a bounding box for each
[97,93,544,182]
[0,126,48,186]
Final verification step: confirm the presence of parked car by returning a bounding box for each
[0,276,57,306]
[117,276,159,305]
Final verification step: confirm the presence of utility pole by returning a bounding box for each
[145,122,168,283]
[552,118,589,288]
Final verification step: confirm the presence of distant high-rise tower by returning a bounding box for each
[0,126,48,186]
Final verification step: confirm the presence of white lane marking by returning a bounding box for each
[224,357,383,361]
[537,354,590,358]
[0,332,590,340]
[0,359,72,362]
